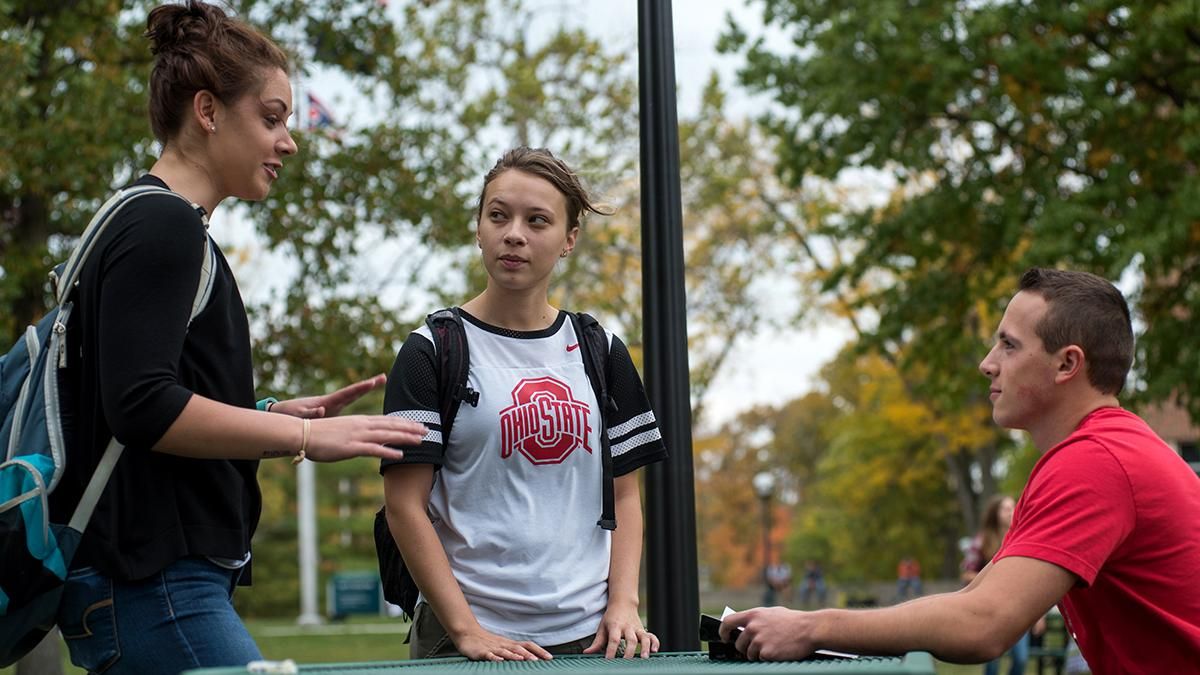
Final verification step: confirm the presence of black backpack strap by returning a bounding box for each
[375,308,477,621]
[572,312,617,531]
[425,307,478,446]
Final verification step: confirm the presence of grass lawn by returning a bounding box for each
[1,617,1036,674]
[253,616,411,663]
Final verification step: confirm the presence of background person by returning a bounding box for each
[720,268,1200,673]
[766,561,794,605]
[47,3,426,673]
[800,560,827,608]
[894,556,922,601]
[962,495,1042,675]
[381,147,668,661]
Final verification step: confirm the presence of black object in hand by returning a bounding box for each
[699,614,747,661]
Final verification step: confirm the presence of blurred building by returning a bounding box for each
[1139,396,1200,476]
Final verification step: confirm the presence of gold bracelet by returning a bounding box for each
[293,418,310,465]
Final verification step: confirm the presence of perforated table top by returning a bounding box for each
[184,651,935,675]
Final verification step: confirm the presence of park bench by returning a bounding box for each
[1028,610,1069,675]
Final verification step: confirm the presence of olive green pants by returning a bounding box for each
[409,603,598,659]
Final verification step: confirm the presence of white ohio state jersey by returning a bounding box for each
[382,309,666,644]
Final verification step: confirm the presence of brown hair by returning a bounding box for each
[1017,267,1133,395]
[475,147,612,229]
[977,494,1012,561]
[144,1,289,144]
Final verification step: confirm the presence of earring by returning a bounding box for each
[209,123,216,133]
[560,250,569,258]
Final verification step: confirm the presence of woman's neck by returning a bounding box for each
[462,288,557,331]
[150,147,222,215]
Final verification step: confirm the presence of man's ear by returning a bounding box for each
[1055,345,1086,385]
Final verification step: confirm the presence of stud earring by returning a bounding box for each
[560,250,569,258]
[209,124,216,132]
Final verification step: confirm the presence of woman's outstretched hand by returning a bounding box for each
[269,374,425,463]
[270,374,387,419]
[300,414,422,463]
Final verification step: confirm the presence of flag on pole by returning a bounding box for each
[307,92,337,130]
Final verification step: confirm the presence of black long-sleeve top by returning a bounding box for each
[48,175,261,582]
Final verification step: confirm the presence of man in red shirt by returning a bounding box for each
[721,268,1200,673]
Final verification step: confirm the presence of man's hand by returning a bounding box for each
[720,607,816,661]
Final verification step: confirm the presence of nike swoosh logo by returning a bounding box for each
[566,343,580,352]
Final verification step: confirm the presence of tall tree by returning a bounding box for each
[1,1,159,343]
[800,350,996,580]
[694,346,1001,587]
[693,405,794,589]
[722,0,1200,523]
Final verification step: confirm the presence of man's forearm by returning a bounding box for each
[810,600,1007,662]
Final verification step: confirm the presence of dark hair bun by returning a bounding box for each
[145,1,223,56]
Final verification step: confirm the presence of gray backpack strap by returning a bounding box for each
[65,188,216,534]
[67,437,122,533]
[56,186,171,304]
[190,235,217,327]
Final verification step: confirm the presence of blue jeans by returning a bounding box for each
[895,577,922,600]
[984,630,1030,675]
[56,557,262,674]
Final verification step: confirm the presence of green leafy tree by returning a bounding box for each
[694,347,1000,587]
[1,1,159,342]
[722,0,1200,526]
[802,350,990,581]
[720,0,1200,408]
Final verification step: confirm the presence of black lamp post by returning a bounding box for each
[639,0,699,651]
[752,471,777,605]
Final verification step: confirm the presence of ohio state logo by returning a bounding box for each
[499,376,593,465]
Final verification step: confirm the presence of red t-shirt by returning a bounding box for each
[995,407,1200,674]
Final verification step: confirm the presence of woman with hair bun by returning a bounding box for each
[47,2,426,672]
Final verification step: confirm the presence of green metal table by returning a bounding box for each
[184,651,935,674]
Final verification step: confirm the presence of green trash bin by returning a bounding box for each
[326,572,384,620]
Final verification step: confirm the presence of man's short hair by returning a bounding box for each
[1018,267,1133,395]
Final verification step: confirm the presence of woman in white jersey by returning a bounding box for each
[381,147,668,661]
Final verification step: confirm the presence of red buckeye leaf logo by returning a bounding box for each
[499,376,593,465]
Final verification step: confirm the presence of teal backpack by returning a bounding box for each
[0,186,216,666]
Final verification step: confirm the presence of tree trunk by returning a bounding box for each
[946,448,978,534]
[5,192,52,345]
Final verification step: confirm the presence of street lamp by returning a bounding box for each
[752,471,777,605]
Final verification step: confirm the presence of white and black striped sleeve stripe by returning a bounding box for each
[380,331,446,472]
[606,335,668,476]
[608,411,661,458]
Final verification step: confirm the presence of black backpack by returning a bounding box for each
[373,308,617,619]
